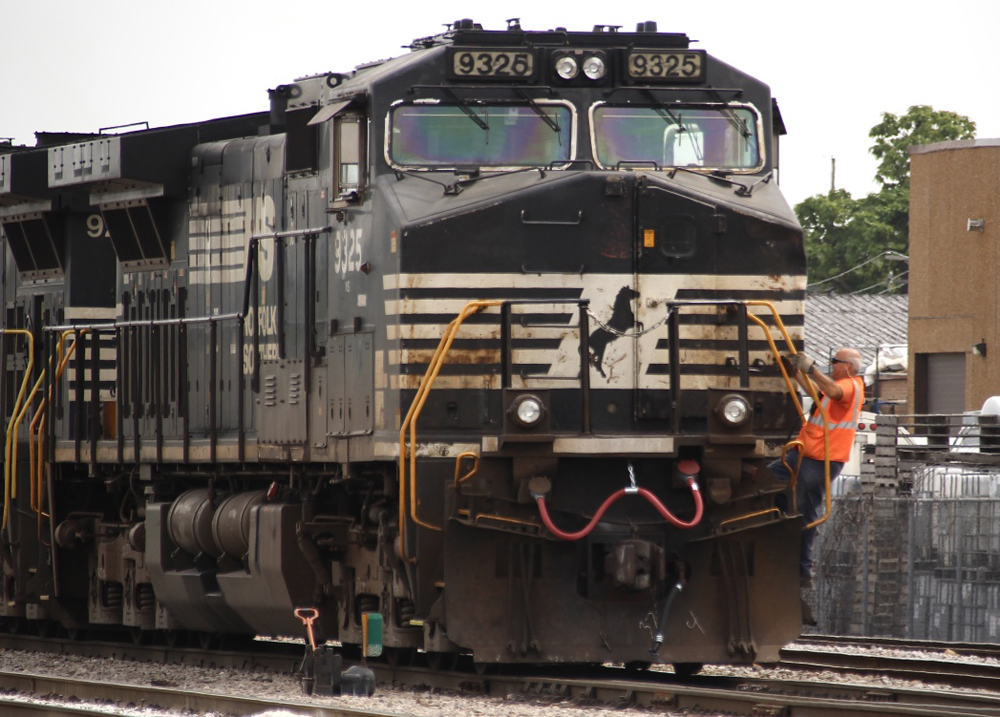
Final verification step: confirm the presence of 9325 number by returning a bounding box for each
[628,51,704,81]
[449,49,534,79]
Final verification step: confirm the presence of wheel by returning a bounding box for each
[673,662,703,678]
[197,631,220,650]
[625,660,652,671]
[473,660,497,675]
[425,651,457,671]
[66,626,89,641]
[131,627,151,645]
[383,646,415,667]
[163,629,186,648]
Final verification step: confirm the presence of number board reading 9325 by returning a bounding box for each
[447,48,536,80]
[628,51,705,81]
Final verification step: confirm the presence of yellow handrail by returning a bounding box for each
[397,300,502,563]
[30,331,83,528]
[3,329,35,530]
[745,300,832,530]
[453,451,479,488]
[780,440,805,493]
[719,507,781,532]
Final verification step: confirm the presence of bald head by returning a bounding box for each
[834,348,863,376]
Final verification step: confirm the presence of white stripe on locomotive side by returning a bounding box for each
[387,373,797,392]
[383,272,805,292]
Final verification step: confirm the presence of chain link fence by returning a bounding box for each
[812,463,1000,641]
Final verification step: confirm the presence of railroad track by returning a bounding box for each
[2,631,1000,716]
[784,635,1000,690]
[797,633,1000,660]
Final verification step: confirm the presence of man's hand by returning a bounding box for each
[781,352,815,375]
[794,353,816,375]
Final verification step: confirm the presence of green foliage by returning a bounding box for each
[869,105,976,189]
[795,106,976,294]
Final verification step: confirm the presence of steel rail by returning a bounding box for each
[0,663,997,717]
[781,642,1000,691]
[1,632,1000,716]
[798,633,1000,660]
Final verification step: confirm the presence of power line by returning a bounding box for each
[849,269,909,296]
[807,250,908,289]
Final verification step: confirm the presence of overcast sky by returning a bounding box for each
[3,0,998,209]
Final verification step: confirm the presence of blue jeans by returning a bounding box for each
[769,448,843,581]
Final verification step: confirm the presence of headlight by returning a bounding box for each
[582,55,606,80]
[554,56,579,80]
[716,394,751,428]
[511,395,545,427]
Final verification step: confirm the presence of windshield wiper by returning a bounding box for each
[641,89,686,131]
[665,166,772,198]
[707,89,751,139]
[395,166,546,196]
[513,88,560,133]
[441,88,489,131]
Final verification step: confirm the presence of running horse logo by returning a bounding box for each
[589,286,639,378]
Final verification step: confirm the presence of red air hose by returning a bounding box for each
[534,476,704,541]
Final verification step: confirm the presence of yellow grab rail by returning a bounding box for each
[780,440,805,494]
[3,329,35,530]
[398,300,502,563]
[718,507,781,533]
[453,451,479,488]
[30,331,83,529]
[745,300,832,530]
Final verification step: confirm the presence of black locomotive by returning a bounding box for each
[0,19,806,670]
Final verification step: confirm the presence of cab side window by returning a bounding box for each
[335,114,364,199]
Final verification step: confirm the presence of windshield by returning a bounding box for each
[390,103,572,168]
[593,104,760,171]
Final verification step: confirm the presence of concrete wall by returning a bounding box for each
[909,140,1000,411]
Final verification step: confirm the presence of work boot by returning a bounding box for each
[800,595,817,626]
[800,577,817,627]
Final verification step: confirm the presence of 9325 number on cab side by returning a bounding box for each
[447,48,536,80]
[627,51,705,82]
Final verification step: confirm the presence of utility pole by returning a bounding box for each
[830,157,836,193]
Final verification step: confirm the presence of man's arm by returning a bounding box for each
[801,367,844,401]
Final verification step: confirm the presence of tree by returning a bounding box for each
[869,105,977,189]
[796,106,976,293]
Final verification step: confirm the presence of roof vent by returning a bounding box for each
[637,21,658,33]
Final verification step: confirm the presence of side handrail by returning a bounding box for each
[744,300,832,530]
[454,451,479,488]
[780,440,805,493]
[398,300,502,563]
[2,329,35,530]
[30,331,83,529]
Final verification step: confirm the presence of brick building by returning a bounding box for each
[909,139,1000,413]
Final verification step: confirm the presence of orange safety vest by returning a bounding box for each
[797,375,865,463]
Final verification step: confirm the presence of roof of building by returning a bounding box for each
[805,293,908,368]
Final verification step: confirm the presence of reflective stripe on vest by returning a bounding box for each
[799,376,865,462]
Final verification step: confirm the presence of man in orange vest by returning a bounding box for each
[770,348,865,593]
